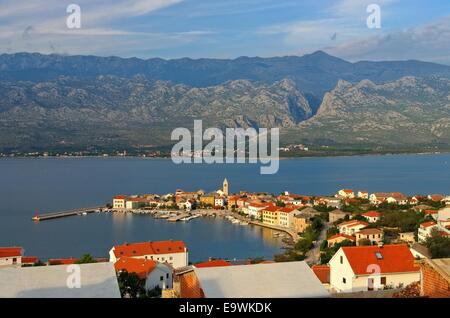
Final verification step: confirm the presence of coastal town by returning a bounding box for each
[1,178,450,298]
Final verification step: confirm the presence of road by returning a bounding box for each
[305,222,330,265]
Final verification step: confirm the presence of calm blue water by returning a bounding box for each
[1,153,450,261]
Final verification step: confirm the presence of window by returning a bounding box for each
[343,278,346,284]
[340,256,343,264]
[166,273,169,279]
[381,277,387,285]
[160,276,164,281]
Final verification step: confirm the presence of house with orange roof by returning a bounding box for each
[357,190,369,199]
[369,192,408,205]
[361,211,382,223]
[355,228,384,246]
[327,234,356,247]
[112,195,127,209]
[114,257,173,290]
[418,221,438,243]
[262,206,280,225]
[428,194,444,202]
[277,206,301,228]
[0,247,23,267]
[247,202,273,219]
[329,244,420,293]
[109,240,188,268]
[337,220,368,236]
[337,189,355,199]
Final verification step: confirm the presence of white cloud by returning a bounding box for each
[325,15,450,64]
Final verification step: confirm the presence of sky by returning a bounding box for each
[1,0,450,64]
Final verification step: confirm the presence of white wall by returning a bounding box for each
[330,249,420,293]
[145,263,173,290]
[0,256,21,267]
[329,249,355,292]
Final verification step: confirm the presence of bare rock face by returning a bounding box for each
[296,76,450,147]
[0,77,311,150]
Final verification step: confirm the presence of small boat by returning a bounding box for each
[82,212,88,216]
[240,221,249,225]
[231,219,240,224]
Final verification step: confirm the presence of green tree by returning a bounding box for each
[75,254,97,264]
[426,232,450,258]
[327,226,339,238]
[117,270,146,298]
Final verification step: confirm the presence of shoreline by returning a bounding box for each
[111,208,297,241]
[1,150,449,160]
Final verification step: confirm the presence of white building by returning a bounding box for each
[418,221,438,243]
[337,220,368,236]
[113,195,126,209]
[329,244,420,293]
[247,203,271,219]
[109,240,188,268]
[369,192,408,205]
[0,247,22,267]
[337,189,354,199]
[277,207,301,228]
[357,191,369,199]
[214,197,226,208]
[114,257,173,290]
[361,211,382,223]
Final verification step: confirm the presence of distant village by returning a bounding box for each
[1,179,450,298]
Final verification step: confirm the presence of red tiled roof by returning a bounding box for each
[424,210,438,215]
[113,240,187,258]
[312,265,330,284]
[278,207,298,213]
[338,220,368,228]
[328,234,356,241]
[178,271,204,298]
[0,247,22,258]
[341,244,419,275]
[114,257,157,279]
[113,195,127,200]
[420,221,437,228]
[357,228,383,235]
[362,211,381,218]
[439,231,449,237]
[342,189,353,193]
[263,206,280,212]
[429,194,444,201]
[21,256,39,264]
[194,260,231,268]
[48,258,77,265]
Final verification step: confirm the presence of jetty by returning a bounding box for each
[32,206,105,221]
[167,213,189,222]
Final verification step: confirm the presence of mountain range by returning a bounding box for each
[1,51,450,154]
